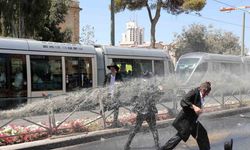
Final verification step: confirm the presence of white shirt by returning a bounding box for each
[200,91,205,108]
[109,74,116,97]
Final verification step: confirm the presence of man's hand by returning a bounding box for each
[192,104,203,115]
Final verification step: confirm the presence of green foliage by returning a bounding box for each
[0,0,71,42]
[37,0,71,42]
[182,0,206,11]
[114,0,126,12]
[170,24,241,60]
[114,0,146,12]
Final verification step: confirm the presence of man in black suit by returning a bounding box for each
[160,81,211,150]
[103,62,123,127]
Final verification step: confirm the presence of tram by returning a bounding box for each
[175,52,250,86]
[0,37,173,109]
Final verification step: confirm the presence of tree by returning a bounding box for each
[37,0,71,42]
[0,0,71,42]
[170,24,241,60]
[206,29,241,55]
[80,25,96,45]
[0,0,50,38]
[114,0,206,48]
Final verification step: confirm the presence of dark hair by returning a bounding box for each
[200,81,211,93]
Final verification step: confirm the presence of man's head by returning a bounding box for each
[199,81,211,98]
[107,62,119,73]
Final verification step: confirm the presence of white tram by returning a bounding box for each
[175,52,250,86]
[0,37,172,109]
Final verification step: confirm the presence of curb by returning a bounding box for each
[1,106,250,150]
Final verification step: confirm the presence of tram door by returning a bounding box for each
[0,54,27,109]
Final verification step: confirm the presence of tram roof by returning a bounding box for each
[0,37,29,50]
[0,38,96,54]
[102,46,169,59]
[180,52,242,62]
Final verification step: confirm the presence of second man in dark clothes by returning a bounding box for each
[103,62,123,127]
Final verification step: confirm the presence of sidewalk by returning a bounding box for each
[1,106,250,150]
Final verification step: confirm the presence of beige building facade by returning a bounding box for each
[59,0,81,44]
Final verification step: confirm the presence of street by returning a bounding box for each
[54,112,250,150]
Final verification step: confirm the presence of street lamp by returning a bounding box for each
[220,6,250,56]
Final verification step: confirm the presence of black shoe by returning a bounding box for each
[224,139,233,150]
[108,122,123,128]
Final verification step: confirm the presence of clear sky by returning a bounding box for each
[79,0,250,54]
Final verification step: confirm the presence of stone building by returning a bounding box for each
[59,0,81,44]
[120,21,144,47]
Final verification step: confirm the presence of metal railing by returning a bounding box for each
[1,87,250,145]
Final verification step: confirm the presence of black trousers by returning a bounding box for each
[103,98,120,127]
[124,113,160,150]
[161,123,210,150]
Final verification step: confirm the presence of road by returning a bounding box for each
[54,112,250,150]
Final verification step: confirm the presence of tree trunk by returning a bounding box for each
[146,1,161,48]
[150,22,156,48]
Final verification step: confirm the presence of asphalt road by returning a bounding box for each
[53,112,250,150]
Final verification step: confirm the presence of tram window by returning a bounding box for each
[230,63,241,76]
[0,54,27,109]
[176,58,199,82]
[138,60,152,77]
[31,55,62,91]
[221,63,241,75]
[65,57,92,91]
[154,60,164,76]
[113,58,152,79]
[112,59,134,79]
[221,63,231,73]
[191,62,208,82]
[212,62,220,72]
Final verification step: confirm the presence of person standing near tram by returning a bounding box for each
[103,62,123,127]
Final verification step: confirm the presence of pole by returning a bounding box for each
[111,0,115,46]
[241,12,245,56]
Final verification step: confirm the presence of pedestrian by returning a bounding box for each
[160,81,211,150]
[103,62,123,128]
[124,80,163,150]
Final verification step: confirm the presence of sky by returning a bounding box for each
[79,0,250,54]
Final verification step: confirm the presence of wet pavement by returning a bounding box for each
[53,112,250,150]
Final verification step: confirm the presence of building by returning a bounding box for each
[120,21,144,47]
[59,0,81,44]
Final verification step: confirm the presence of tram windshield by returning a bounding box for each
[176,58,199,82]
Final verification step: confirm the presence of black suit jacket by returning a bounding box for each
[172,88,202,141]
